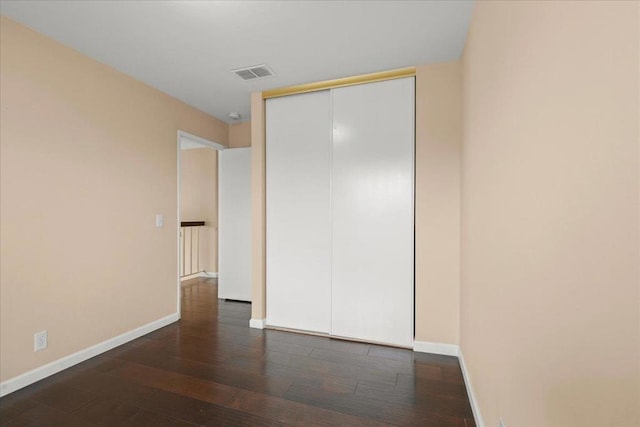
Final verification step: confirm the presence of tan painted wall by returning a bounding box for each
[415,62,461,345]
[180,148,218,273]
[461,1,640,426]
[0,16,228,383]
[229,121,251,148]
[251,93,266,320]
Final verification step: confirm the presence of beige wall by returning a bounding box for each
[251,93,266,320]
[415,62,462,345]
[229,121,251,148]
[180,148,218,273]
[0,16,228,383]
[461,1,640,426]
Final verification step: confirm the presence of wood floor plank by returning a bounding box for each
[61,369,158,403]
[72,397,200,427]
[26,383,101,413]
[284,353,399,386]
[229,387,393,427]
[116,348,294,397]
[355,382,474,418]
[309,347,416,374]
[108,360,240,407]
[218,355,361,393]
[110,354,389,426]
[2,402,94,427]
[285,383,467,427]
[0,277,476,426]
[396,374,470,400]
[134,389,287,427]
[367,344,415,362]
[0,395,39,423]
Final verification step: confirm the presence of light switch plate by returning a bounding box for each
[155,214,163,227]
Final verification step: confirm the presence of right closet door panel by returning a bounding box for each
[331,78,415,347]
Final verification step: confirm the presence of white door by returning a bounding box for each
[330,78,415,347]
[218,147,252,301]
[266,91,332,333]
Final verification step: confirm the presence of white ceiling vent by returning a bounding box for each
[231,64,276,81]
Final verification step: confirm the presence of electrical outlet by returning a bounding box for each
[499,418,506,427]
[34,330,48,352]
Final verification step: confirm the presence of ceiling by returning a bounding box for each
[0,1,474,123]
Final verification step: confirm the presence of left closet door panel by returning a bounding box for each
[266,91,332,333]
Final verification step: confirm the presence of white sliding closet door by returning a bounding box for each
[218,147,252,301]
[331,78,415,347]
[266,91,332,333]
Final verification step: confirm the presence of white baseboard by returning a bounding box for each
[180,271,218,281]
[200,271,218,278]
[458,348,484,427]
[413,340,460,357]
[413,342,483,426]
[0,312,179,398]
[249,318,265,329]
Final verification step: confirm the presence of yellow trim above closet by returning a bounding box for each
[262,67,416,99]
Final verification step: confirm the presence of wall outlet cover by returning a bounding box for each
[34,330,48,352]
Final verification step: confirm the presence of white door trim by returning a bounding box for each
[178,130,227,151]
[176,130,225,314]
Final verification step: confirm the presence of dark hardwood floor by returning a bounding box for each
[0,278,475,426]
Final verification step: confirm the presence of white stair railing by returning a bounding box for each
[180,221,205,278]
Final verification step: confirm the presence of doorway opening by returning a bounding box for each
[177,131,226,314]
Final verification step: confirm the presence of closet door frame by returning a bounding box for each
[261,67,417,348]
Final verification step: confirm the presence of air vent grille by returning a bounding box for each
[232,64,275,81]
